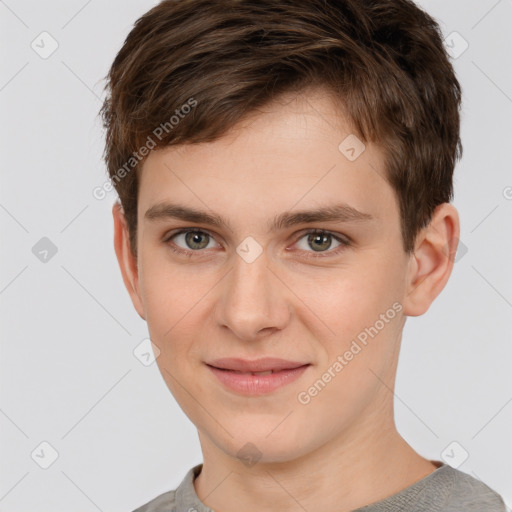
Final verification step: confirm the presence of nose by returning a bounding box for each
[214,248,291,341]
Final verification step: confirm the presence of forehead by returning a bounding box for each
[138,88,396,229]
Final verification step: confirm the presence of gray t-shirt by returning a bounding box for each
[132,461,507,512]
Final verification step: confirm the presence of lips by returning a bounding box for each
[206,357,310,374]
[206,359,311,395]
[214,368,275,376]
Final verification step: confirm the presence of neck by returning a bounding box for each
[194,412,437,512]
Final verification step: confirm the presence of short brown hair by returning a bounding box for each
[99,0,462,257]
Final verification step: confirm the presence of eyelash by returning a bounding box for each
[163,228,351,259]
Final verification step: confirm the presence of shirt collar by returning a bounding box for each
[174,461,450,512]
[175,463,215,512]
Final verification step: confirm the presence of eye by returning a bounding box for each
[163,228,351,259]
[164,229,220,256]
[292,229,350,258]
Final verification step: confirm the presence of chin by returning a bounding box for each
[220,430,311,466]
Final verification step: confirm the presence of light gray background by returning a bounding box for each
[1,0,511,511]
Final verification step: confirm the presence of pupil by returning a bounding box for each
[183,232,332,252]
[309,233,331,252]
[186,232,209,249]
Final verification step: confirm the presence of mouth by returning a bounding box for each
[205,358,311,395]
[205,357,311,373]
[206,366,307,376]
[208,366,283,375]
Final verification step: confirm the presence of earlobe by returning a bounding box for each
[112,202,146,320]
[403,203,460,317]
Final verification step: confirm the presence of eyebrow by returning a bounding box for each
[144,201,374,232]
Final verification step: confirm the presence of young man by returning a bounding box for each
[100,0,507,510]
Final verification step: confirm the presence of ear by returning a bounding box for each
[112,201,146,320]
[403,203,460,316]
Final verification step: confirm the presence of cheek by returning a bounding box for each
[291,270,403,427]
[288,260,405,404]
[139,261,208,406]
[138,246,209,330]
[137,250,221,381]
[288,257,404,338]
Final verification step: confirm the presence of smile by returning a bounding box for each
[206,364,311,395]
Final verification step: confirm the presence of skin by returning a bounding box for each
[113,87,460,512]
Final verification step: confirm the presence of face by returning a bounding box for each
[116,88,421,465]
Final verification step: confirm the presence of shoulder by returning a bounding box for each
[437,465,506,511]
[355,463,506,512]
[131,490,176,512]
[130,464,203,512]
